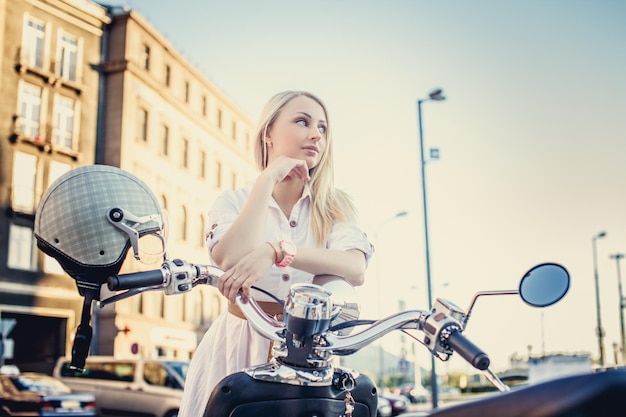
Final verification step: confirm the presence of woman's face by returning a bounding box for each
[267,95,327,169]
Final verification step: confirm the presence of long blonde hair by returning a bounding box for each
[253,91,357,245]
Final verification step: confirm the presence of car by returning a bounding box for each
[377,395,393,417]
[53,357,187,417]
[380,392,409,416]
[0,367,96,416]
[399,383,431,403]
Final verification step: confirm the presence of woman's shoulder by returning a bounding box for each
[217,178,256,201]
[333,188,358,222]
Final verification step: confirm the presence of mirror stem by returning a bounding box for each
[463,290,520,329]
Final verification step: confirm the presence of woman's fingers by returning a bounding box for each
[267,156,310,183]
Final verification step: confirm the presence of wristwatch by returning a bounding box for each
[277,240,297,268]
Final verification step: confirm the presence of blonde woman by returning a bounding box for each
[179,91,373,417]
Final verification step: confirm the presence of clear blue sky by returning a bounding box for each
[114,0,626,372]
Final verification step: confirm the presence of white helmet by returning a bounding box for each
[34,165,164,297]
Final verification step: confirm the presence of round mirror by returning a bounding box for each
[519,263,570,307]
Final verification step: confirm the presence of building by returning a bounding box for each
[93,5,256,360]
[0,0,110,373]
[0,0,256,373]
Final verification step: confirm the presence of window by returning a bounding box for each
[22,16,46,69]
[17,82,42,139]
[161,124,169,156]
[216,108,222,129]
[141,43,150,70]
[52,95,76,149]
[137,107,148,142]
[12,152,37,212]
[185,292,203,326]
[164,64,171,86]
[215,161,222,188]
[199,151,206,179]
[8,224,37,271]
[144,362,182,389]
[181,138,188,168]
[44,161,70,274]
[231,171,237,190]
[58,31,78,81]
[179,205,187,241]
[198,215,205,248]
[201,95,207,116]
[184,81,189,103]
[231,121,237,140]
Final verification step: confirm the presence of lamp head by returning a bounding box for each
[429,88,446,101]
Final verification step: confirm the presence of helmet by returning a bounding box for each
[34,165,164,297]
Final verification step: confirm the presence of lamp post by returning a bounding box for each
[417,88,446,408]
[592,231,607,367]
[374,210,408,387]
[609,253,625,364]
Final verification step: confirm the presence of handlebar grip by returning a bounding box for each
[108,269,166,291]
[447,329,490,370]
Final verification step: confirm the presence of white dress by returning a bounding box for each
[178,179,373,417]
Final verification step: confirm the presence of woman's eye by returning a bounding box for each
[296,119,307,126]
[318,125,327,134]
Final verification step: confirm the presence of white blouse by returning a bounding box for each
[205,178,373,301]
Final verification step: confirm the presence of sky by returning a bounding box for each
[112,0,626,374]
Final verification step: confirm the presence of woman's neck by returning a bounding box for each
[272,177,305,215]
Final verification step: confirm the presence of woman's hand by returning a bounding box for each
[218,242,276,303]
[263,155,310,184]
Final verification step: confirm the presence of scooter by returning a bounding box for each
[95,259,626,417]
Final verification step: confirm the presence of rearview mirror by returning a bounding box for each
[519,263,570,307]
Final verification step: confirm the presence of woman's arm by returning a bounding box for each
[219,244,366,303]
[211,174,274,270]
[212,156,310,270]
[290,247,367,287]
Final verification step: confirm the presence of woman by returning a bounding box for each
[179,91,373,417]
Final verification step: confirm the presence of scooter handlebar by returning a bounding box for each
[446,328,490,370]
[108,268,166,291]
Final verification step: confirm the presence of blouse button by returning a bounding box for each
[281,274,290,282]
[289,220,297,227]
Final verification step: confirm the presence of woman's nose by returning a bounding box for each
[310,126,322,141]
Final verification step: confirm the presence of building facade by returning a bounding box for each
[0,0,110,373]
[0,0,256,373]
[94,6,256,361]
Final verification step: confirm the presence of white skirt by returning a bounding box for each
[178,310,271,417]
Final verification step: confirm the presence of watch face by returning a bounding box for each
[281,240,297,256]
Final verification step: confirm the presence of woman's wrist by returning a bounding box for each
[266,241,280,264]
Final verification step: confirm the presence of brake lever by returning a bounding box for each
[98,286,162,308]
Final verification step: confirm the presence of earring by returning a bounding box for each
[266,141,273,147]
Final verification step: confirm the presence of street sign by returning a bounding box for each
[1,319,17,360]
[0,319,16,337]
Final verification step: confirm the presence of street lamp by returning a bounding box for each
[417,87,446,408]
[374,210,408,387]
[592,231,607,367]
[609,253,625,364]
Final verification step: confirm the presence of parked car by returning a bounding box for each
[377,395,393,417]
[53,357,186,417]
[380,392,409,416]
[399,383,431,403]
[0,366,96,417]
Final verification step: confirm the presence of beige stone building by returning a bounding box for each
[94,6,256,361]
[0,0,110,373]
[0,0,256,373]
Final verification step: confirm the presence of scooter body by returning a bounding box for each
[204,369,377,417]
